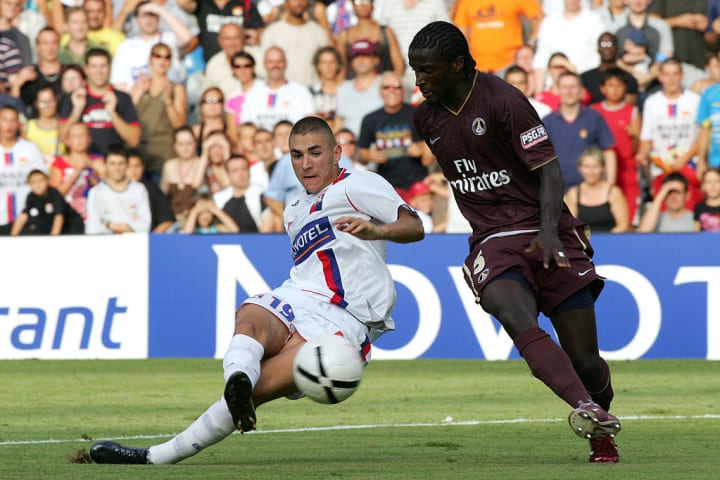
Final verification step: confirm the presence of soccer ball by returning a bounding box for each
[292,334,364,404]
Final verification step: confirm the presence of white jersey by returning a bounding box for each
[85,180,152,234]
[0,138,46,225]
[640,89,700,177]
[282,168,407,336]
[240,80,315,131]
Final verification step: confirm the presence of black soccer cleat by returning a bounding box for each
[89,441,149,464]
[224,371,257,433]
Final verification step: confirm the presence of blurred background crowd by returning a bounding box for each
[1,0,720,237]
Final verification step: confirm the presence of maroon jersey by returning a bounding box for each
[414,72,583,242]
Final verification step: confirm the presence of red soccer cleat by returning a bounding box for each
[589,436,619,463]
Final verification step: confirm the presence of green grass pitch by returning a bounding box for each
[1,359,718,480]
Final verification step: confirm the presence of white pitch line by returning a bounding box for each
[2,414,719,447]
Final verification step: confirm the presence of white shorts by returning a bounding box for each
[242,286,372,361]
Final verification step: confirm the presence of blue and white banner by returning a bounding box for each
[1,233,718,360]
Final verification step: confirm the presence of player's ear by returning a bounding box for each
[452,55,465,74]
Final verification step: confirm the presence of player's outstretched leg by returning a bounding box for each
[89,441,149,464]
[224,371,256,432]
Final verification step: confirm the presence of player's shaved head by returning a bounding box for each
[290,116,337,149]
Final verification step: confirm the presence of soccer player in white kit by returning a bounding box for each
[89,116,425,465]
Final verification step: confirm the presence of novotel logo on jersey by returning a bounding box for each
[291,217,336,265]
[520,125,549,150]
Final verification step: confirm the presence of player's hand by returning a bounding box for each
[334,216,382,240]
[102,91,117,113]
[524,230,571,269]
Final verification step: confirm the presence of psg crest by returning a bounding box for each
[472,117,487,136]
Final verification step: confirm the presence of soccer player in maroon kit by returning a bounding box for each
[408,21,622,463]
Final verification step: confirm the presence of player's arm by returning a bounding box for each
[335,206,424,243]
[525,158,570,268]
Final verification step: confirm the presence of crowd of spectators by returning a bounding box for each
[2,0,720,237]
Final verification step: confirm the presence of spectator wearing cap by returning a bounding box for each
[260,0,330,87]
[336,38,383,136]
[617,27,655,92]
[406,179,435,234]
[110,0,192,92]
[357,71,433,197]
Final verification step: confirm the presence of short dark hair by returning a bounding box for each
[126,147,143,161]
[313,46,343,74]
[104,144,129,162]
[27,169,48,181]
[408,21,476,77]
[36,26,59,44]
[662,172,689,191]
[504,64,528,80]
[173,125,195,142]
[231,51,255,67]
[600,67,628,86]
[85,47,111,65]
[290,116,336,149]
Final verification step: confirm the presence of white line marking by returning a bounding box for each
[2,414,719,447]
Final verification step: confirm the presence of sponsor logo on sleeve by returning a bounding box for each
[520,125,549,149]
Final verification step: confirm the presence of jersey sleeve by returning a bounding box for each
[505,87,557,170]
[343,171,407,225]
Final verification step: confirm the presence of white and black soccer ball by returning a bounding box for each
[292,335,364,404]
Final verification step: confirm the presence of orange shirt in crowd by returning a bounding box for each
[453,0,541,73]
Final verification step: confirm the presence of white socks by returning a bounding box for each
[146,334,265,464]
[222,334,264,385]
[147,398,235,464]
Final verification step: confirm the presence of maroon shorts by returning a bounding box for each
[462,226,604,316]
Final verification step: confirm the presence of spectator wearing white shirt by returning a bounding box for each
[110,1,191,91]
[85,144,151,234]
[240,46,314,131]
[0,105,45,234]
[532,0,605,94]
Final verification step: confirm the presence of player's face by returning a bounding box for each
[105,154,128,183]
[408,49,461,105]
[289,131,342,194]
